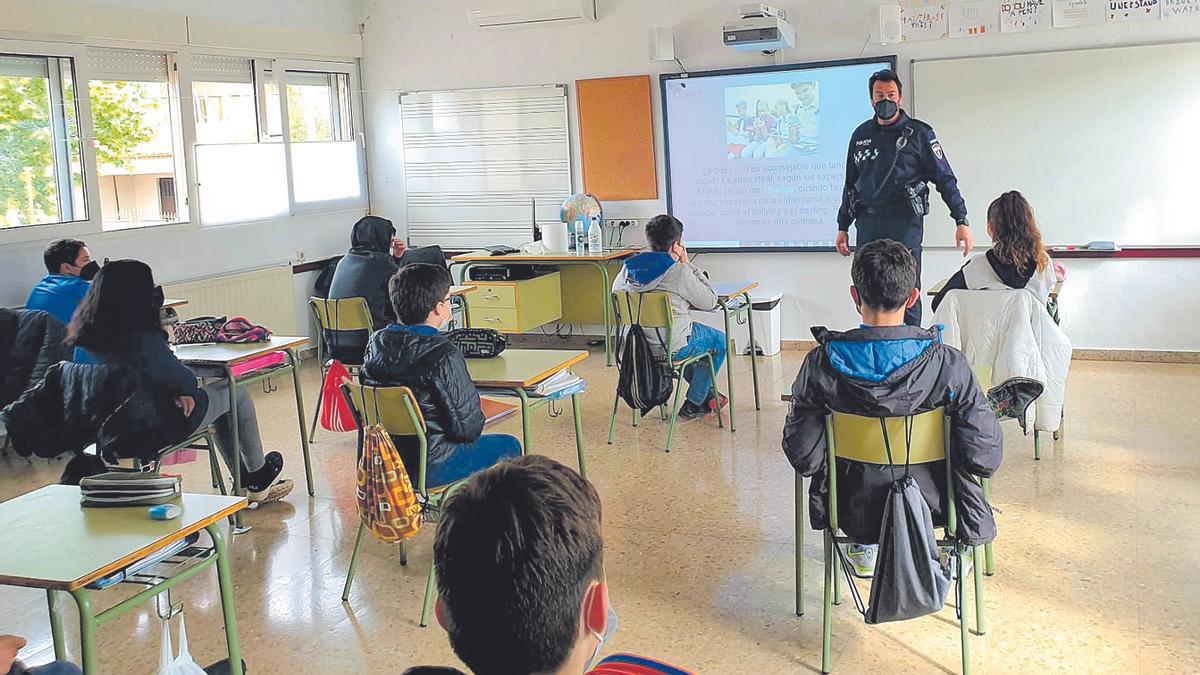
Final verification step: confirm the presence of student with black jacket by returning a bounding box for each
[782,240,1003,577]
[67,260,292,504]
[360,264,520,488]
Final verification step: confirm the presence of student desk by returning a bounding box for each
[466,348,588,477]
[174,336,312,531]
[927,279,1064,323]
[163,298,189,310]
[711,281,763,431]
[450,249,640,366]
[0,486,246,675]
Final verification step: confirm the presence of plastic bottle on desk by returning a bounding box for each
[574,219,587,256]
[587,217,603,255]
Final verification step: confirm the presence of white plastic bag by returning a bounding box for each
[156,613,206,675]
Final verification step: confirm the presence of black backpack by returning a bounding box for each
[614,294,674,415]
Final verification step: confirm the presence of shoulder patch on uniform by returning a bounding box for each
[931,140,945,161]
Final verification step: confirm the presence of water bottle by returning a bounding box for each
[587,217,603,255]
[574,218,587,256]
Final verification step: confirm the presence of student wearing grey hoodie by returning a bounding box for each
[612,215,726,420]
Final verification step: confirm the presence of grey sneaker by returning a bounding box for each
[846,543,877,578]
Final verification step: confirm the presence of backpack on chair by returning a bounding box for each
[614,293,674,416]
[356,424,423,543]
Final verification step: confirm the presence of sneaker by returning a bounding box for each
[248,479,294,506]
[243,452,284,492]
[846,543,877,578]
[677,400,709,421]
[706,393,729,412]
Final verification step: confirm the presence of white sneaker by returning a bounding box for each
[248,479,294,506]
[846,543,877,578]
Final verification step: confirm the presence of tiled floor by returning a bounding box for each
[1,352,1197,674]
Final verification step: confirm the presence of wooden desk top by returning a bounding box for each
[467,349,588,388]
[174,336,308,366]
[452,248,640,263]
[163,298,188,309]
[927,279,1062,299]
[712,281,759,303]
[0,485,245,591]
[450,285,477,296]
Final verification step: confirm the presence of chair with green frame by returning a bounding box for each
[607,291,725,453]
[806,409,987,674]
[339,382,467,628]
[125,426,226,495]
[308,296,374,443]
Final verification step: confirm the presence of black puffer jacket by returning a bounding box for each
[329,216,400,331]
[783,324,1003,546]
[0,309,69,408]
[360,325,484,479]
[2,361,204,461]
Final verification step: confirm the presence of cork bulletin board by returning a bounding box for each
[575,75,658,201]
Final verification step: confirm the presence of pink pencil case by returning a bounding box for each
[230,352,286,378]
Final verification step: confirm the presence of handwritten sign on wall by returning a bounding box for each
[1001,0,1053,31]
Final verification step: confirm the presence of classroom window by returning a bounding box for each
[0,54,87,229]
[285,70,360,203]
[87,47,188,230]
[190,55,288,224]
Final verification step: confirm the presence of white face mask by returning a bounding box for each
[589,604,619,666]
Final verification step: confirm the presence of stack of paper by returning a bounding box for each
[526,369,585,397]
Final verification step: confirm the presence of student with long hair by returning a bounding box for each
[931,190,1058,313]
[68,259,292,503]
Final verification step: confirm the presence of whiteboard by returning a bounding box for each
[913,42,1200,248]
[401,85,572,249]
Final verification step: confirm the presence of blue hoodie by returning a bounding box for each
[26,274,91,327]
[611,251,718,352]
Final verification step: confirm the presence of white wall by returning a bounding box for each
[0,0,363,315]
[358,0,1200,352]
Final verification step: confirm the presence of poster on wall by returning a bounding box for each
[1108,0,1161,21]
[903,1,949,41]
[1001,0,1053,31]
[1162,0,1200,18]
[1053,0,1104,26]
[949,0,1001,36]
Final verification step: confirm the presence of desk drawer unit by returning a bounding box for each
[468,272,561,333]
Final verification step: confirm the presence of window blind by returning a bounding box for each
[86,47,168,82]
[0,55,49,79]
[400,85,572,249]
[190,54,252,84]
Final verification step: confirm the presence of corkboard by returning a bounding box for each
[576,75,658,201]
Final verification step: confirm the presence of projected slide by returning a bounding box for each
[662,58,893,251]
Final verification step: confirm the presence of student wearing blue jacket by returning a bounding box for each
[25,239,98,327]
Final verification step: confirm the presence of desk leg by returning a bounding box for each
[743,292,761,411]
[208,522,244,675]
[721,304,737,433]
[592,262,614,367]
[515,388,532,454]
[461,294,471,328]
[226,367,247,534]
[288,349,315,496]
[47,590,66,661]
[571,392,586,478]
[69,589,97,675]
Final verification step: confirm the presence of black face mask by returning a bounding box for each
[151,285,164,309]
[78,260,100,281]
[874,99,898,120]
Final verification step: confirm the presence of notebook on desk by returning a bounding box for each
[481,397,518,426]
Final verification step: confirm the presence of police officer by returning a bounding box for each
[835,69,972,326]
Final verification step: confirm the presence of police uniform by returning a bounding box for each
[837,110,968,326]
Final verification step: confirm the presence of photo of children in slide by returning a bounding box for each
[725,81,821,159]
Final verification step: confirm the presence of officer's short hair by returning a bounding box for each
[645,214,683,252]
[869,69,903,96]
[851,239,917,311]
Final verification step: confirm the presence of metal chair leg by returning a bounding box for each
[342,523,367,602]
[664,374,688,453]
[399,540,408,566]
[821,531,833,674]
[707,355,724,430]
[308,367,326,444]
[959,548,971,675]
[973,544,986,635]
[795,473,805,617]
[607,394,620,445]
[1034,431,1041,460]
[419,560,437,628]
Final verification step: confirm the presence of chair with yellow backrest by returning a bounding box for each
[969,366,996,576]
[607,291,725,453]
[805,409,986,674]
[308,296,374,443]
[339,382,464,628]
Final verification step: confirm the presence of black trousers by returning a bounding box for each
[854,211,925,326]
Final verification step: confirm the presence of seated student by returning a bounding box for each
[782,239,1002,576]
[360,264,520,488]
[931,190,1058,313]
[1,635,80,675]
[612,214,726,420]
[26,238,98,327]
[68,260,292,503]
[401,455,692,675]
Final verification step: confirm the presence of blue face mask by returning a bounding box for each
[590,604,619,665]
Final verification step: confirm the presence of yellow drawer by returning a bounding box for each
[471,284,517,308]
[471,307,519,332]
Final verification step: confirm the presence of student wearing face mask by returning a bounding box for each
[402,455,693,675]
[835,69,972,327]
[26,239,100,328]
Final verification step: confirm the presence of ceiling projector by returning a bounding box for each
[723,3,795,53]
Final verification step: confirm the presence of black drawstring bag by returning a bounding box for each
[835,416,953,624]
[614,293,673,416]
